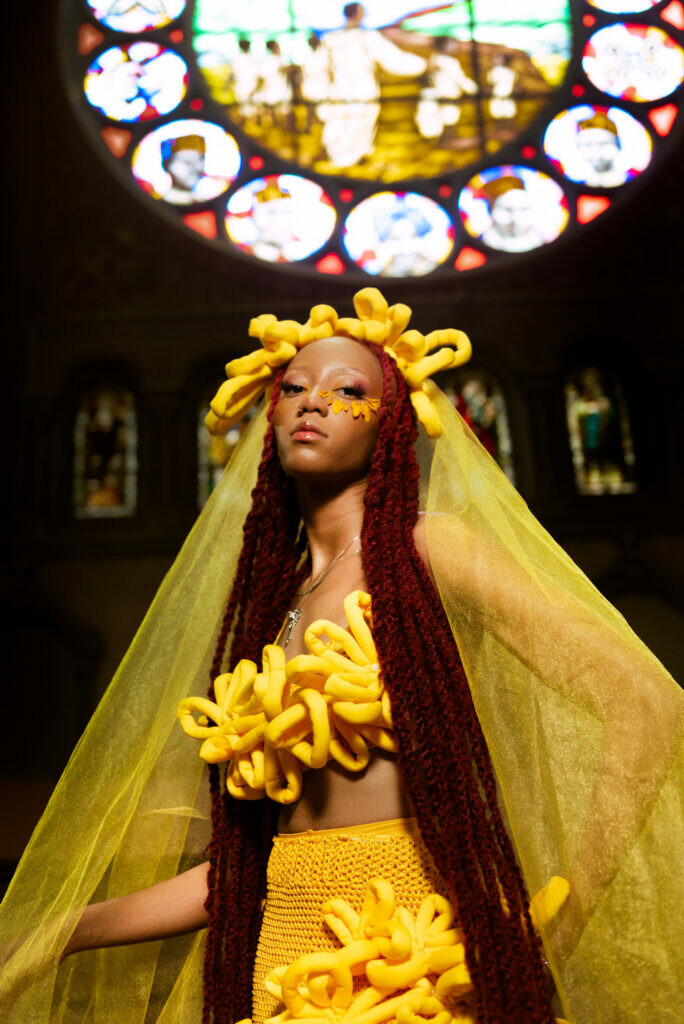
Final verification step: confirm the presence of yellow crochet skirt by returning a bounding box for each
[251,818,451,1024]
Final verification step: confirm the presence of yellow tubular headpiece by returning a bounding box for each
[205,289,472,439]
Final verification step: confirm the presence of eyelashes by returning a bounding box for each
[280,382,367,398]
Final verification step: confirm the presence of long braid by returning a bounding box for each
[203,376,308,1024]
[361,348,554,1024]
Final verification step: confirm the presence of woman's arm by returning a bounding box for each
[61,861,209,959]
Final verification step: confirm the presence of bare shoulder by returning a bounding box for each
[412,512,430,571]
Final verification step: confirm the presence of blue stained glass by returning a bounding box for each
[343,191,453,276]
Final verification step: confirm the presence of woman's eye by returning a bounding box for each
[339,385,365,398]
[281,382,305,395]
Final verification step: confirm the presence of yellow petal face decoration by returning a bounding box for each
[177,591,395,803]
[205,288,471,439]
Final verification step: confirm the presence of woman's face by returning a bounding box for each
[273,336,383,482]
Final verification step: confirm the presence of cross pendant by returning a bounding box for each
[284,608,301,647]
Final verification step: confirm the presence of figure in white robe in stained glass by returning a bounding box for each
[415,39,477,140]
[317,3,426,167]
[487,56,517,121]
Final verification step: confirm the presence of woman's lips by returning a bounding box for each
[291,421,326,440]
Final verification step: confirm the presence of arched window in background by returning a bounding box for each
[197,390,256,508]
[73,388,138,517]
[565,367,636,495]
[439,369,515,483]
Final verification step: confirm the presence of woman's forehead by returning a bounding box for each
[288,336,382,383]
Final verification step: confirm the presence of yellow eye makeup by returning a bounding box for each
[318,390,381,422]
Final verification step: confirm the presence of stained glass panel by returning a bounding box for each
[86,0,186,33]
[543,104,652,186]
[439,369,515,481]
[225,174,336,262]
[84,43,188,122]
[586,1,659,11]
[458,165,568,252]
[192,0,571,182]
[342,191,453,276]
[131,118,241,203]
[582,24,684,102]
[73,389,138,518]
[197,398,255,507]
[565,368,637,495]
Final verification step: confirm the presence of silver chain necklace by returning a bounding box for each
[283,535,361,647]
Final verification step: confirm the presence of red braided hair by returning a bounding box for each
[202,355,554,1024]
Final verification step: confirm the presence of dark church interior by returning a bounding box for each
[4,3,683,893]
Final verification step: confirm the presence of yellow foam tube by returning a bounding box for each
[265,703,310,747]
[329,722,369,771]
[282,954,353,1015]
[356,726,396,753]
[178,696,222,737]
[416,894,453,941]
[425,945,466,973]
[409,391,441,439]
[332,701,383,726]
[434,963,472,1001]
[372,920,412,962]
[264,746,302,803]
[199,735,234,763]
[361,878,395,931]
[366,953,427,990]
[262,644,288,719]
[529,876,570,931]
[343,985,429,1024]
[343,592,377,663]
[322,899,360,943]
[325,674,380,703]
[341,984,394,1023]
[336,939,380,974]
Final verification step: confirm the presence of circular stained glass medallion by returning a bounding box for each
[342,191,453,276]
[84,43,188,121]
[86,0,186,32]
[458,166,569,253]
[131,119,241,204]
[583,24,684,102]
[543,105,652,186]
[225,174,336,262]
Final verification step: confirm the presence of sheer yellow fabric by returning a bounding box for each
[0,406,271,1023]
[0,382,681,1024]
[424,388,684,1024]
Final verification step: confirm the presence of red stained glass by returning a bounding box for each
[521,145,536,159]
[577,195,610,223]
[582,15,596,28]
[648,103,678,135]
[169,30,183,43]
[454,247,487,270]
[339,188,354,202]
[249,155,265,170]
[189,98,203,111]
[661,1,684,31]
[438,184,452,198]
[316,253,346,274]
[78,23,104,56]
[183,211,218,238]
[571,84,585,97]
[101,127,131,157]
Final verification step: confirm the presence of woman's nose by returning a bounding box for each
[297,389,327,416]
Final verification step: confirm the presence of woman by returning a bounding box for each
[1,290,681,1024]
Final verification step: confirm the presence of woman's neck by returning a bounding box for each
[296,478,367,578]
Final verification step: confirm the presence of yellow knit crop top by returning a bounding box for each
[178,591,395,804]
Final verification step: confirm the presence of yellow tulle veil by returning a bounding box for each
[0,316,682,1024]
